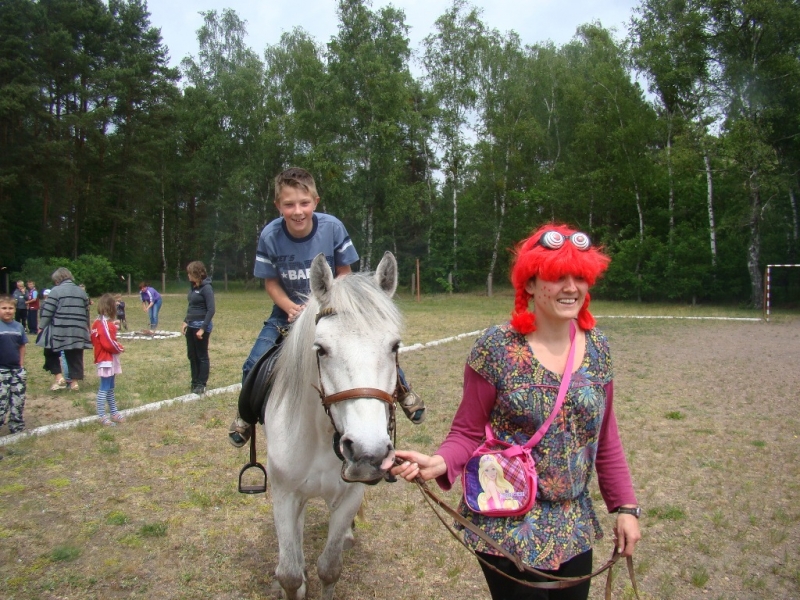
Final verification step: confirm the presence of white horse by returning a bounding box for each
[263,251,401,599]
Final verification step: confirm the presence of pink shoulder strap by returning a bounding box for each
[483,322,578,447]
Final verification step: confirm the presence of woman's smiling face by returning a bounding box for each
[525,274,589,323]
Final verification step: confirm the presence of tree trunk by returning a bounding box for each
[160,193,167,286]
[704,152,717,268]
[747,171,763,308]
[666,118,675,241]
[488,144,510,283]
[789,186,799,248]
[368,204,374,271]
[452,184,458,274]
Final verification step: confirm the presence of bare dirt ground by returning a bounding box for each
[1,315,799,600]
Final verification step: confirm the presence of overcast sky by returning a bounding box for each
[145,0,641,69]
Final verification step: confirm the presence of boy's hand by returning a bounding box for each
[195,329,204,339]
[287,304,305,323]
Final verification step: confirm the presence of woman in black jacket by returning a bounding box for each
[181,261,215,395]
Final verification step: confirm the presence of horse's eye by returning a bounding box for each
[315,345,328,357]
[391,342,400,354]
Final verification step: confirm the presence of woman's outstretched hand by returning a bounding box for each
[391,450,447,482]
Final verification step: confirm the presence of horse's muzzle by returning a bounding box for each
[338,434,395,483]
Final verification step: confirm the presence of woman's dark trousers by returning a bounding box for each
[186,328,210,388]
[477,549,593,600]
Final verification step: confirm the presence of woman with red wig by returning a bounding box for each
[392,224,640,599]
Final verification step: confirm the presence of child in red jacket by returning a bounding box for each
[91,294,125,426]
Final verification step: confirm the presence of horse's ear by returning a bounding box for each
[375,251,398,297]
[310,253,334,304]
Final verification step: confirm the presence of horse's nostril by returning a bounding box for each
[341,436,355,459]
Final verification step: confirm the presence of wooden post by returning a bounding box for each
[224,269,229,292]
[487,273,493,297]
[161,272,166,294]
[416,259,421,302]
[411,273,415,296]
[127,274,131,295]
[448,272,453,294]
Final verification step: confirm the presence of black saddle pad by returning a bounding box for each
[238,340,283,425]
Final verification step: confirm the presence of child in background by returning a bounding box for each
[0,295,28,434]
[12,281,27,331]
[90,294,125,426]
[114,294,127,331]
[25,281,39,333]
[139,282,162,334]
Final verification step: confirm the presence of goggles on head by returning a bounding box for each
[537,231,591,251]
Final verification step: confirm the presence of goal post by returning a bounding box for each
[764,264,800,321]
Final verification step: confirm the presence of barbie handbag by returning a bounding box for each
[462,322,577,518]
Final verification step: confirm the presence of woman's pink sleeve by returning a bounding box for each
[434,365,496,491]
[596,380,638,511]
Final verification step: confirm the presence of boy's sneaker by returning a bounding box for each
[228,416,252,448]
[100,416,116,427]
[191,385,206,395]
[399,388,426,424]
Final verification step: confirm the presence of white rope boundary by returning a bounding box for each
[0,315,763,445]
[594,315,761,322]
[118,330,182,340]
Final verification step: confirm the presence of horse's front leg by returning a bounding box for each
[272,489,309,600]
[317,482,365,600]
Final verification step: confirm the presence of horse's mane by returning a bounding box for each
[267,270,402,425]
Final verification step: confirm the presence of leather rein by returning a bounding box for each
[313,307,399,484]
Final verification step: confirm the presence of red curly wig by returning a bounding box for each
[509,224,611,334]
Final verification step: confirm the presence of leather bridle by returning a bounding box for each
[313,307,399,484]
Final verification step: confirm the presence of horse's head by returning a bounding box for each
[310,251,401,483]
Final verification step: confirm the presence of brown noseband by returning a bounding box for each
[321,387,396,407]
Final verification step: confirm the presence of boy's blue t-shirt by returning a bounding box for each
[254,213,359,305]
[0,319,27,368]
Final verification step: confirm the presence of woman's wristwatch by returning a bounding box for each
[616,506,641,518]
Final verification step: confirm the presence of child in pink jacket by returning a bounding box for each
[91,294,125,426]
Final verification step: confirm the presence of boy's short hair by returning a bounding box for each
[0,294,14,306]
[274,167,318,202]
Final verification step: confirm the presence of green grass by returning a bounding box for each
[649,505,687,520]
[138,522,168,537]
[50,545,81,562]
[690,566,709,588]
[105,511,129,526]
